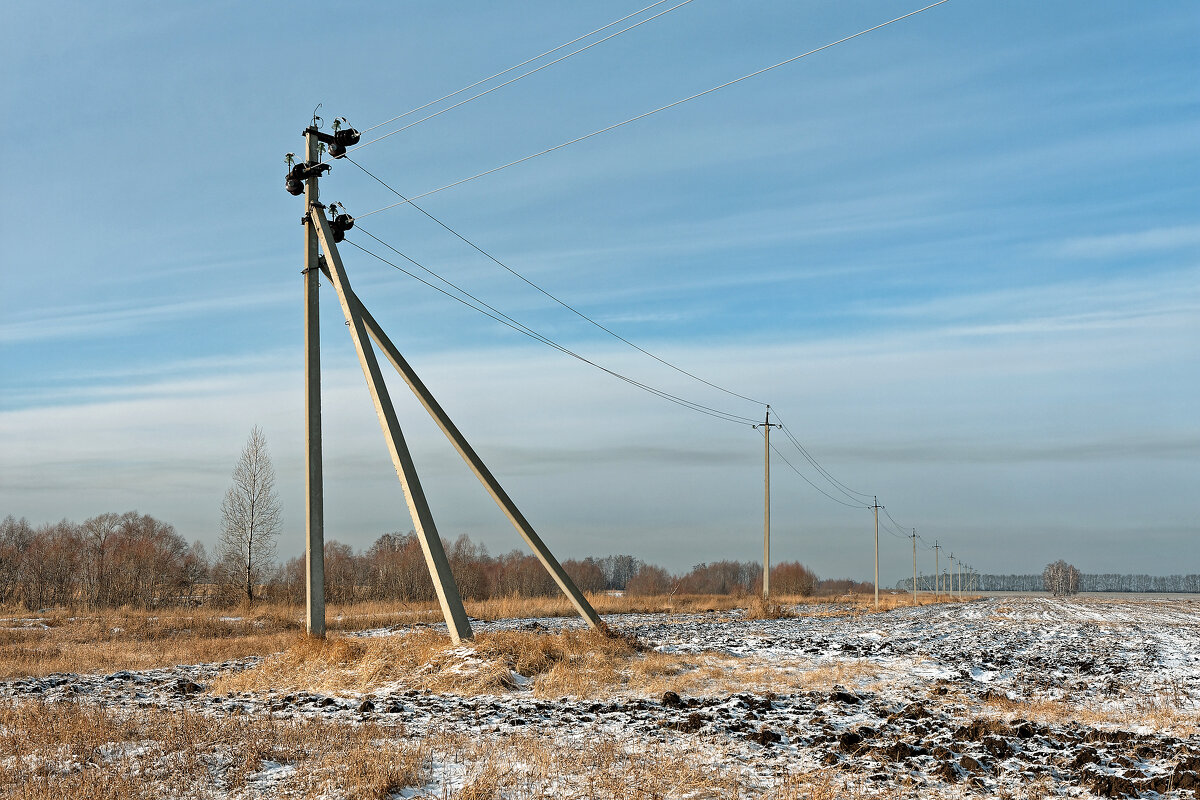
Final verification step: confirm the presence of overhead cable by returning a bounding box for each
[345,156,764,406]
[354,0,951,219]
[765,436,870,510]
[359,0,681,134]
[343,233,759,426]
[354,0,696,149]
[769,409,874,502]
[883,507,910,538]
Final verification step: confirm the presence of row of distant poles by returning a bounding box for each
[288,116,604,642]
[758,410,975,609]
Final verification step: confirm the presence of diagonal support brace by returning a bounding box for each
[336,283,605,631]
[310,206,473,643]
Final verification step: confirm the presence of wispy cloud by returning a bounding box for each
[1054,225,1200,260]
[823,435,1200,464]
[0,290,290,344]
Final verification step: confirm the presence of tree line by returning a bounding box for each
[897,572,1200,593]
[0,512,877,610]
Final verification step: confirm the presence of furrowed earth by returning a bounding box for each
[4,596,1199,798]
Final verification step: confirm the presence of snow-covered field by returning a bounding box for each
[5,596,1200,798]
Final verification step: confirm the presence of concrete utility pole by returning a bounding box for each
[312,208,473,643]
[302,128,325,638]
[288,115,604,641]
[933,540,941,597]
[753,407,780,599]
[911,529,918,605]
[870,497,881,609]
[949,554,957,599]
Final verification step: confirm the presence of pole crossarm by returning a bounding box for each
[311,205,474,643]
[329,278,605,631]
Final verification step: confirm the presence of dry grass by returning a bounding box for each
[0,699,429,799]
[211,627,902,703]
[744,596,796,620]
[0,592,973,682]
[0,699,917,799]
[0,607,300,681]
[213,628,655,698]
[327,591,971,628]
[980,688,1200,736]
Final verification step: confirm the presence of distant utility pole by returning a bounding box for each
[950,554,957,599]
[910,529,918,605]
[870,497,882,609]
[933,540,941,597]
[753,407,780,599]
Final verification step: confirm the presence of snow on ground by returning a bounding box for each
[4,596,1200,798]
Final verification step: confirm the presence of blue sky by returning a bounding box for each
[2,1,1197,585]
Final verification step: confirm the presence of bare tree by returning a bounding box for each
[1042,559,1080,597]
[81,512,120,608]
[219,427,281,607]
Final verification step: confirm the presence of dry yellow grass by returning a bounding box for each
[0,592,973,682]
[211,626,902,703]
[213,628,647,697]
[0,607,300,681]
[0,699,429,799]
[327,591,970,628]
[0,699,922,799]
[980,688,1200,736]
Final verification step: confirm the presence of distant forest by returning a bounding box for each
[896,574,1200,593]
[0,513,871,610]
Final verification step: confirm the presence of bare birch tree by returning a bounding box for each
[1042,559,1080,597]
[219,427,281,606]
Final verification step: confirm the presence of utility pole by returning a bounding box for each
[933,540,941,597]
[753,407,780,599]
[301,126,325,638]
[870,497,881,609]
[950,553,957,599]
[910,529,917,605]
[284,115,604,641]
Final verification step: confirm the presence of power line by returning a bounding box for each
[355,0,951,219]
[879,516,910,541]
[768,409,874,503]
[344,156,764,407]
[765,436,870,510]
[342,234,759,426]
[360,0,680,134]
[883,506,910,538]
[354,0,696,149]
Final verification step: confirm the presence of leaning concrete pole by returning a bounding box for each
[342,288,604,631]
[311,208,472,643]
[302,129,325,638]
